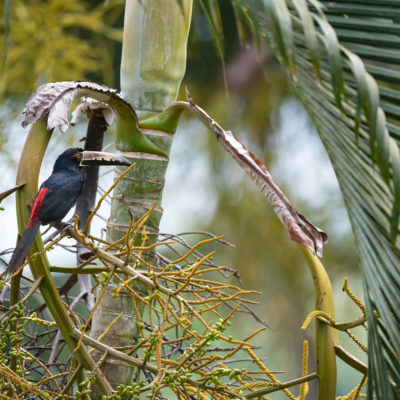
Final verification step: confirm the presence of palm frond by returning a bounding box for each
[228,0,400,398]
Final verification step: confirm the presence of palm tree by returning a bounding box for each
[89,0,193,390]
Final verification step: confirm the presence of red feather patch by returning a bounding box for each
[27,187,48,228]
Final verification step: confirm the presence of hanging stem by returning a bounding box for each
[300,246,338,400]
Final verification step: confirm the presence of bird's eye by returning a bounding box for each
[76,153,81,159]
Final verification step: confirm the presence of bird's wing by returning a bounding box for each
[38,183,81,224]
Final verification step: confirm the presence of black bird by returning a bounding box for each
[6,147,130,276]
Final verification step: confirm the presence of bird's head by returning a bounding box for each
[53,147,131,172]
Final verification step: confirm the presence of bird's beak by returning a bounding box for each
[80,151,131,167]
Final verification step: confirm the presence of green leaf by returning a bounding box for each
[265,0,295,75]
[376,108,390,184]
[313,15,345,108]
[391,141,400,210]
[390,201,399,244]
[234,0,400,398]
[198,0,228,91]
[342,48,367,144]
[292,0,320,78]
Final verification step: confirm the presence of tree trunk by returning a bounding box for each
[90,0,193,392]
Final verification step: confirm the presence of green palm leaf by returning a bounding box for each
[228,0,400,398]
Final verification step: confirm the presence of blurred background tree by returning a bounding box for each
[0,0,368,398]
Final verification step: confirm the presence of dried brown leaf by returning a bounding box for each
[178,90,328,256]
[22,81,120,133]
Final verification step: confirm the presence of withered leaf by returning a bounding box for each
[178,90,328,256]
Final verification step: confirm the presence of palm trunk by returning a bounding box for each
[90,0,192,391]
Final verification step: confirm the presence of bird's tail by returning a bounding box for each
[6,223,41,276]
